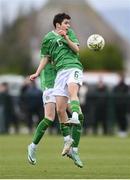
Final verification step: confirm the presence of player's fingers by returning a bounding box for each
[58,30,65,34]
[30,76,34,81]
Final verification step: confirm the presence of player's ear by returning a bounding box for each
[56,23,60,28]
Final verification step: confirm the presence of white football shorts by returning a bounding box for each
[42,88,56,104]
[53,68,83,97]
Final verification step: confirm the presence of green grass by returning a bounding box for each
[0,134,130,179]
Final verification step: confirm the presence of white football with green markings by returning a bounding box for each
[87,34,105,51]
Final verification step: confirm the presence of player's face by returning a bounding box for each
[60,19,70,31]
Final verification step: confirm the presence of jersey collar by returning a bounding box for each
[52,30,59,36]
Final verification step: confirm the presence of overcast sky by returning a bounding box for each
[0,0,130,17]
[0,0,130,39]
[0,0,129,22]
[87,0,130,9]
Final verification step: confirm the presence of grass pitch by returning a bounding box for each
[0,134,130,179]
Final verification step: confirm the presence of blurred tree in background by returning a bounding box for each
[80,45,124,72]
[0,14,33,75]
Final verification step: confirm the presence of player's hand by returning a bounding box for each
[58,30,67,37]
[30,73,38,81]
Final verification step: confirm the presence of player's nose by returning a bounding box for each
[67,24,70,28]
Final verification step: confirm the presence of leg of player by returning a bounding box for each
[67,105,84,154]
[56,96,74,156]
[67,112,84,168]
[66,83,84,167]
[67,82,81,124]
[28,102,55,165]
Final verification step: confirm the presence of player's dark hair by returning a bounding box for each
[53,13,71,28]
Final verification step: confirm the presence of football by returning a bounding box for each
[87,34,105,51]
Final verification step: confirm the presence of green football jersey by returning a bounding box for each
[40,62,56,90]
[40,42,56,90]
[41,28,83,72]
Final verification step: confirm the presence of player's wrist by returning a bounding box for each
[35,72,39,77]
[64,35,69,40]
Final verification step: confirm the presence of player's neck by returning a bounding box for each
[52,30,59,36]
[54,27,61,33]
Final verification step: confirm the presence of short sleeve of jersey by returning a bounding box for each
[40,35,50,58]
[67,28,79,45]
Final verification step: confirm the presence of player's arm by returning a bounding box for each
[65,35,79,53]
[58,30,79,53]
[30,56,49,81]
